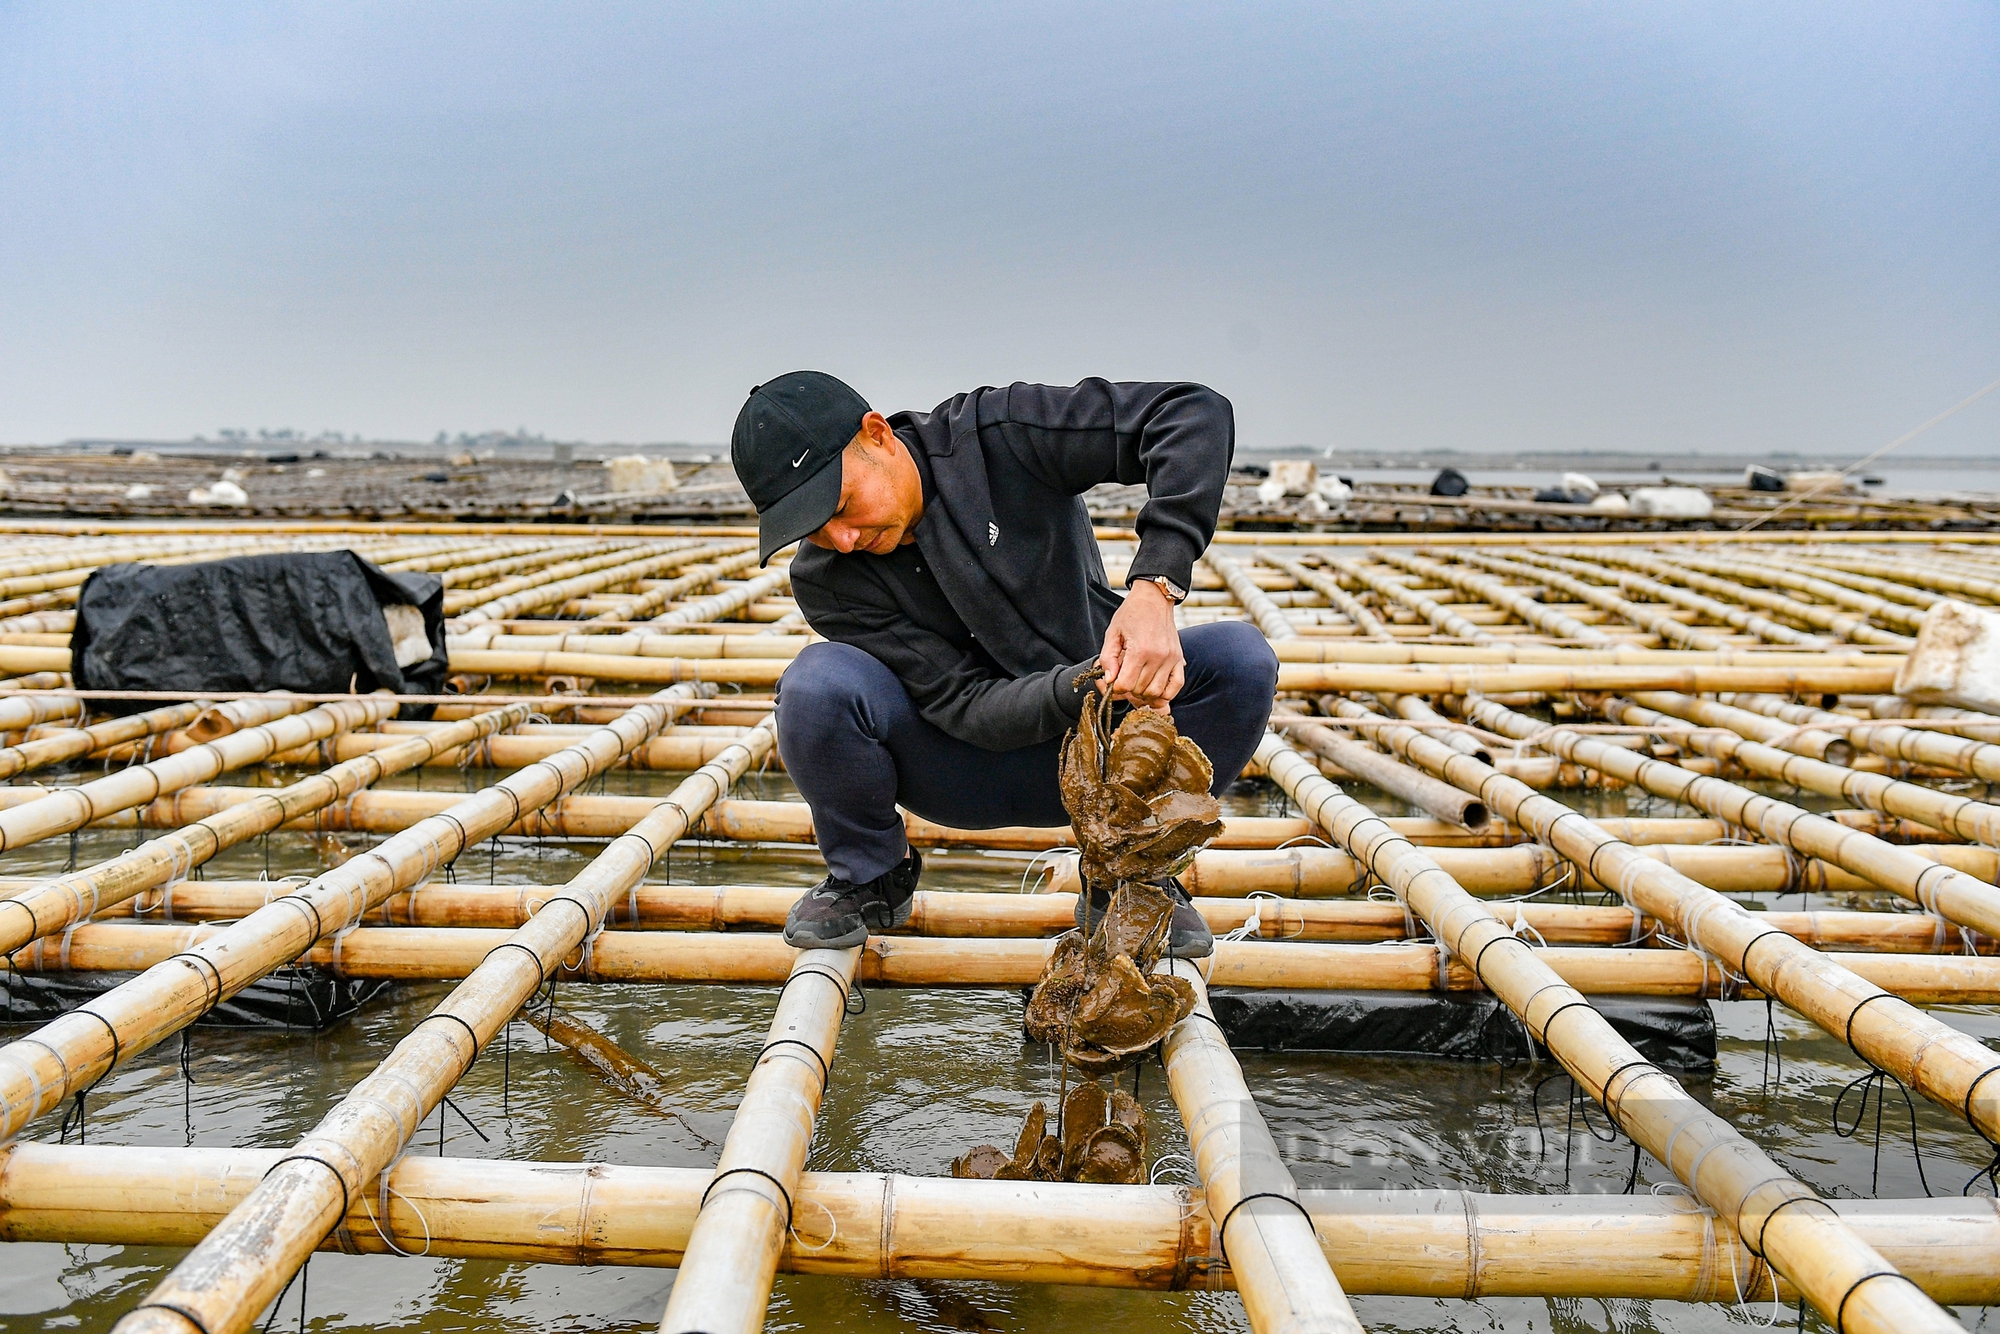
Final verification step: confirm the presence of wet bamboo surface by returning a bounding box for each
[7,524,2000,1332]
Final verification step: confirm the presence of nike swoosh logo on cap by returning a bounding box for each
[791,450,811,467]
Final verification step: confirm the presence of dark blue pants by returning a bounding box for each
[775,621,1279,883]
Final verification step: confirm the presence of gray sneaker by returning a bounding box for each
[1072,876,1214,959]
[783,848,923,949]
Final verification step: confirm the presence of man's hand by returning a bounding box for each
[1099,580,1185,709]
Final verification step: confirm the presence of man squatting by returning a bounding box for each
[731,372,1279,958]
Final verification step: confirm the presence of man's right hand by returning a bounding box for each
[1098,579,1185,710]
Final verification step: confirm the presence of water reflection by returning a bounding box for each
[1,768,1996,1331]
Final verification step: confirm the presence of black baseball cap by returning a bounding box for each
[732,371,870,564]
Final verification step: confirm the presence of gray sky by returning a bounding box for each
[2,2,1995,455]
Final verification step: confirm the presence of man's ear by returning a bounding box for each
[859,411,894,450]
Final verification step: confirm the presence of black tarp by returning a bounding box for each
[1206,988,1717,1073]
[71,550,448,714]
[0,968,390,1030]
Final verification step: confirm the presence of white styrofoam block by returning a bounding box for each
[1895,599,2000,714]
[1268,459,1319,496]
[1628,486,1713,518]
[605,455,678,495]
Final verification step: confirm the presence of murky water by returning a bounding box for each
[3,761,1999,1332]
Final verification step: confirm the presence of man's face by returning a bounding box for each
[804,413,922,555]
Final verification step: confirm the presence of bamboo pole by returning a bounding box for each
[1620,691,2000,846]
[442,541,692,617]
[255,727,760,771]
[1663,550,1926,633]
[1786,550,2000,603]
[23,921,2000,1000]
[1269,641,1881,666]
[0,694,354,853]
[1273,712,1488,827]
[1273,663,1900,695]
[1371,693,1492,762]
[602,549,766,623]
[1531,548,1822,645]
[0,700,207,779]
[1203,550,1299,641]
[1750,551,1944,611]
[1466,696,2000,944]
[1723,691,2000,782]
[0,686,692,1144]
[453,543,743,627]
[1341,696,2000,1153]
[1254,733,1963,1333]
[1587,549,1909,645]
[449,632,807,659]
[24,780,1934,851]
[445,647,788,685]
[77,876,2000,953]
[431,540,630,592]
[1869,695,2000,743]
[1157,956,1364,1332]
[631,564,789,630]
[1332,555,1490,640]
[1256,552,1392,638]
[114,713,775,1334]
[0,704,530,956]
[1449,548,1730,650]
[18,1146,2000,1303]
[1373,549,1614,645]
[0,690,83,731]
[655,942,861,1333]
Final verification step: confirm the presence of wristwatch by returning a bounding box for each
[1134,575,1188,605]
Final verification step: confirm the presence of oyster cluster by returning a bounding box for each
[1058,673,1225,891]
[1024,681,1223,1074]
[953,680,1227,1184]
[951,1079,1148,1184]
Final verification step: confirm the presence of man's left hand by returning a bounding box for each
[1098,580,1184,709]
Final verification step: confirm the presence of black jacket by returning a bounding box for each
[789,379,1233,750]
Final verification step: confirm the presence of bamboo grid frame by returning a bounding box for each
[3,525,2000,1331]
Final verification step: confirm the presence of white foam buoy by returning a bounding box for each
[1895,600,2000,714]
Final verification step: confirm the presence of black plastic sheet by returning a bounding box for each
[71,550,447,714]
[1207,988,1716,1073]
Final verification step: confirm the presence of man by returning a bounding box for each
[732,372,1277,958]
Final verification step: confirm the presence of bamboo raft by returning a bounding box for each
[8,523,2000,1331]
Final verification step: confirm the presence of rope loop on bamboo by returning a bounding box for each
[1735,928,1794,984]
[0,896,39,942]
[124,1297,217,1334]
[1214,1190,1316,1268]
[777,964,852,1010]
[1599,1057,1662,1129]
[1740,1187,1837,1259]
[1533,997,1600,1049]
[269,891,327,947]
[265,1151,353,1230]
[1842,991,1902,1060]
[57,1008,119,1144]
[1960,1064,2000,1142]
[700,1164,795,1233]
[1468,931,1531,987]
[1834,1270,1927,1334]
[167,950,226,1013]
[419,1011,484,1072]
[481,940,553,983]
[758,1036,830,1095]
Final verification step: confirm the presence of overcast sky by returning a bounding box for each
[1,2,1995,455]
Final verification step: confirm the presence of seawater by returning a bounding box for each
[2,763,1997,1332]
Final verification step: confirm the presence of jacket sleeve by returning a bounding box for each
[989,379,1234,593]
[792,568,1098,751]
